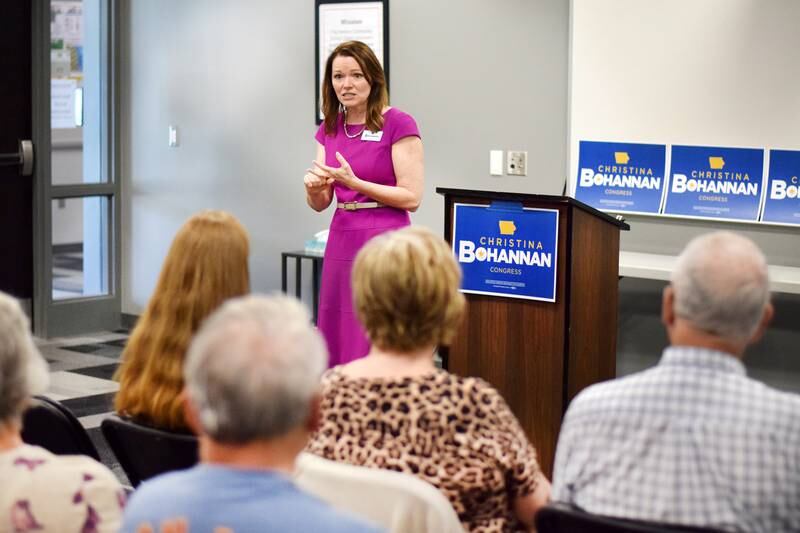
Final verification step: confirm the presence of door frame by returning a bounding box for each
[32,0,122,337]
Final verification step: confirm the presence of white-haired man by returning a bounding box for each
[551,232,800,532]
[0,292,124,532]
[121,294,381,533]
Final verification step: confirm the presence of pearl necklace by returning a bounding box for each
[343,109,366,139]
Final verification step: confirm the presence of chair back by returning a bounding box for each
[536,503,728,533]
[101,414,198,487]
[21,395,100,461]
[295,452,463,533]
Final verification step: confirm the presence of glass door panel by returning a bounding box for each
[51,0,107,185]
[52,196,110,300]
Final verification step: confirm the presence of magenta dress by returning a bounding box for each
[314,108,420,366]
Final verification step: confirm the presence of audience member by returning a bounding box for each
[0,292,125,532]
[121,294,381,533]
[552,231,800,532]
[114,210,250,432]
[307,227,551,532]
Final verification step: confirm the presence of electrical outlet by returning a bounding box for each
[507,151,527,176]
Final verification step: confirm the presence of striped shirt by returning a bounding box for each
[552,346,800,532]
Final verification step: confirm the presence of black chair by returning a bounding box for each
[536,503,727,533]
[101,414,198,487]
[21,395,101,461]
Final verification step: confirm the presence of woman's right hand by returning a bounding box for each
[303,171,333,196]
[305,143,334,211]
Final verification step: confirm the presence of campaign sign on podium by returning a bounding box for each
[762,150,800,225]
[574,140,666,215]
[664,145,764,221]
[452,203,559,302]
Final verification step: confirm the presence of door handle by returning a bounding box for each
[0,140,34,176]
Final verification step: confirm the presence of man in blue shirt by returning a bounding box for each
[122,295,382,533]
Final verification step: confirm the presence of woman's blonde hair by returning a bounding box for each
[114,210,250,431]
[353,227,465,352]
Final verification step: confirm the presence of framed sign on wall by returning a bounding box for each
[315,0,389,123]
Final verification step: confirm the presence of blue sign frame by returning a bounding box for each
[574,140,667,215]
[452,203,559,302]
[664,145,764,222]
[762,150,800,226]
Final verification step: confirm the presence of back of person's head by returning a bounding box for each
[184,294,327,443]
[114,210,250,430]
[353,226,465,353]
[670,231,770,343]
[0,292,48,426]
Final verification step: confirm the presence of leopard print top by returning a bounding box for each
[306,367,541,532]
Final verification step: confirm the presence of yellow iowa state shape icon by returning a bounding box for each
[614,152,630,164]
[498,220,516,235]
[709,156,725,169]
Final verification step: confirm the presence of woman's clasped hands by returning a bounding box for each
[305,152,360,191]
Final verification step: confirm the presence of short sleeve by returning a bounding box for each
[314,121,327,145]
[476,381,541,498]
[76,459,127,533]
[389,110,421,144]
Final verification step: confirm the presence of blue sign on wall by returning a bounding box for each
[575,140,666,215]
[664,145,764,221]
[452,203,558,302]
[762,150,800,225]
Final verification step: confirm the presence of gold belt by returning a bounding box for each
[337,201,383,211]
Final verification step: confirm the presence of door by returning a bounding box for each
[1,1,121,337]
[0,2,34,309]
[38,0,121,336]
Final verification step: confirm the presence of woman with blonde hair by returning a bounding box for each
[307,227,551,532]
[114,210,249,432]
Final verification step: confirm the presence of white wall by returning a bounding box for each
[569,0,800,266]
[120,0,570,313]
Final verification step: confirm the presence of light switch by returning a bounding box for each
[490,150,503,176]
[168,125,178,147]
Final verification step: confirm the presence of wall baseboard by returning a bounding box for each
[120,313,139,330]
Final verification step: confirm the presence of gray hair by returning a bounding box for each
[670,231,770,342]
[184,294,327,443]
[0,292,49,424]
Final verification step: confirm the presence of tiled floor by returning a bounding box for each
[36,329,130,485]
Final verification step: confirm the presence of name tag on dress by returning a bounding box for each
[361,130,384,142]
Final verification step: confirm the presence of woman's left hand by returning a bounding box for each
[309,152,361,190]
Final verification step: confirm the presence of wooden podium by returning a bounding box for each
[437,188,629,477]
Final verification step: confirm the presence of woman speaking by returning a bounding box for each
[305,40,424,366]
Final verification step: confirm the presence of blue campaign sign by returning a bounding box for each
[452,203,558,302]
[762,150,800,226]
[664,145,764,221]
[574,140,666,215]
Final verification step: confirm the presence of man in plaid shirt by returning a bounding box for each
[552,231,800,532]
